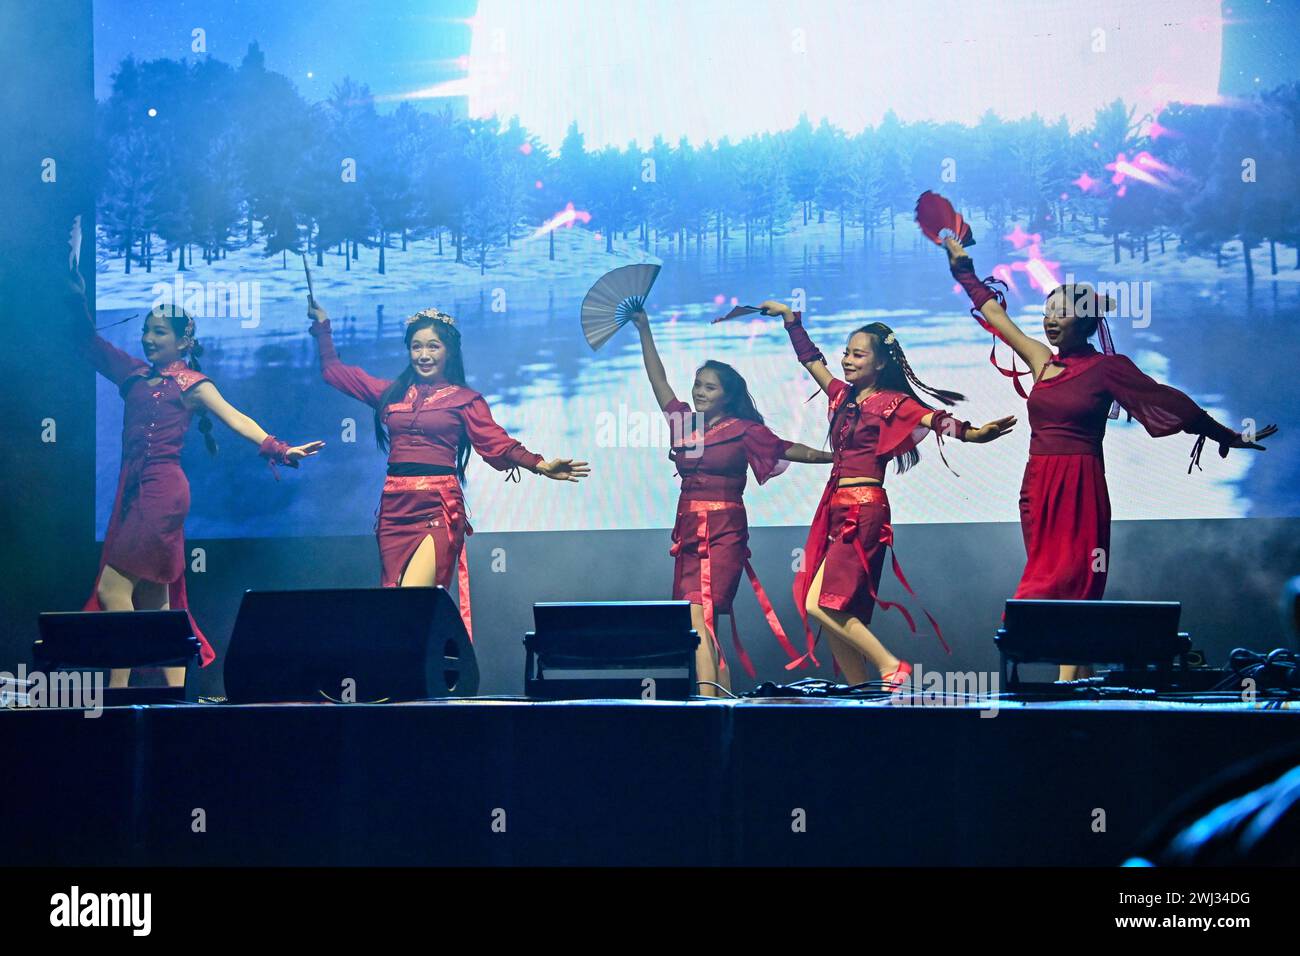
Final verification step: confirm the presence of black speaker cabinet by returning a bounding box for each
[224,587,477,703]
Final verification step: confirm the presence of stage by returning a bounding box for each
[6,696,1297,867]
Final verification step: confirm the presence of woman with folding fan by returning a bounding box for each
[927,190,1276,680]
[307,298,588,640]
[630,309,834,696]
[765,297,1017,691]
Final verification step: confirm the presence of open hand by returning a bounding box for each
[537,458,591,482]
[286,440,326,466]
[966,415,1017,443]
[1224,423,1278,455]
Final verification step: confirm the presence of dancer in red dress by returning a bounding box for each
[760,299,1016,688]
[308,300,588,638]
[632,310,833,694]
[68,274,322,686]
[943,236,1277,679]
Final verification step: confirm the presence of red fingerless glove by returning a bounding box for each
[258,435,294,479]
[785,313,825,365]
[950,256,999,312]
[929,410,972,441]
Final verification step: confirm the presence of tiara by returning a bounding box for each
[408,308,457,327]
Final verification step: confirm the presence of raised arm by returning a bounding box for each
[187,381,324,467]
[760,300,836,394]
[307,300,391,408]
[942,237,1053,379]
[630,310,678,411]
[66,273,147,386]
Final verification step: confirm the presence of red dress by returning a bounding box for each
[81,333,216,666]
[1015,344,1236,600]
[662,399,795,676]
[791,378,950,668]
[311,319,541,639]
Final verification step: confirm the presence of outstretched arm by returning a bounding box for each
[188,381,324,466]
[782,443,834,464]
[760,299,836,394]
[942,237,1053,379]
[630,311,678,411]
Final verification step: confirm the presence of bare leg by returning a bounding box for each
[128,578,186,688]
[399,534,440,588]
[1058,663,1095,681]
[690,602,722,697]
[824,631,871,685]
[96,565,137,688]
[804,560,901,679]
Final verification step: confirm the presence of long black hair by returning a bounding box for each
[147,305,217,456]
[375,312,471,481]
[829,322,964,473]
[696,359,765,424]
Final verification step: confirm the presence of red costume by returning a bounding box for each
[662,399,795,677]
[80,332,216,666]
[785,316,955,669]
[949,258,1239,601]
[311,319,541,638]
[1014,344,1237,600]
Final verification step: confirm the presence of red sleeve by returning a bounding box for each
[462,395,544,472]
[662,397,694,446]
[310,319,391,409]
[825,378,849,417]
[85,333,147,387]
[872,393,933,459]
[1100,355,1236,442]
[70,296,146,386]
[743,423,792,484]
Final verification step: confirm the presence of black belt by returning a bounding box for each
[387,463,457,477]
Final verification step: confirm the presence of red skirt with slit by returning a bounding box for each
[1013,453,1111,600]
[376,475,473,637]
[83,456,215,667]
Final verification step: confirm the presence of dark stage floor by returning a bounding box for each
[4,696,1298,866]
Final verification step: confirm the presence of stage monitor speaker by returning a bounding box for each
[223,587,477,703]
[995,599,1190,686]
[35,610,202,670]
[32,610,202,704]
[524,600,699,700]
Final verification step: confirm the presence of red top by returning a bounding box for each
[663,398,791,502]
[1028,344,1230,457]
[85,333,210,462]
[311,319,542,472]
[824,379,933,482]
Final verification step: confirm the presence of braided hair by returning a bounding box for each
[697,360,765,425]
[149,305,217,456]
[375,311,471,482]
[829,322,965,473]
